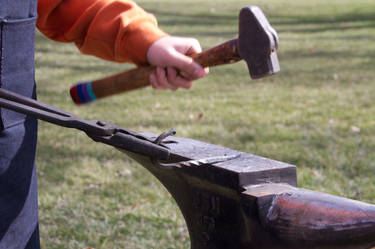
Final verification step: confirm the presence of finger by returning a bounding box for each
[166,67,177,82]
[165,67,179,91]
[167,50,206,80]
[183,38,202,55]
[156,67,177,90]
[179,66,208,81]
[203,67,209,74]
[166,67,193,89]
[154,67,169,89]
[150,72,162,90]
[173,38,208,78]
[175,76,194,89]
[172,38,202,55]
[150,70,168,90]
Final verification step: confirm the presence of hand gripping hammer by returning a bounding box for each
[70,6,280,104]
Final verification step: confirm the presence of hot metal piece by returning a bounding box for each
[153,128,177,145]
[178,154,241,167]
[151,154,241,170]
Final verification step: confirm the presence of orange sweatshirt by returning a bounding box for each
[37,0,168,65]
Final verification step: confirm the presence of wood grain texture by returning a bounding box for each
[90,39,241,99]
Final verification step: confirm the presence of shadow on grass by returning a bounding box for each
[118,212,186,234]
[37,137,127,184]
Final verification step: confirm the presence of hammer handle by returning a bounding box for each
[70,39,240,104]
[191,38,240,67]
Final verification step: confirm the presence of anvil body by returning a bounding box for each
[126,134,375,249]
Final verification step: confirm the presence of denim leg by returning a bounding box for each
[0,118,39,249]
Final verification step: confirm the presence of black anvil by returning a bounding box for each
[126,134,375,249]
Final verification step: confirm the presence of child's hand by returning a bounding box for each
[147,36,209,90]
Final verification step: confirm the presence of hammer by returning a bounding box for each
[70,6,279,105]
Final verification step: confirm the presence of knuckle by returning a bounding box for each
[185,81,193,89]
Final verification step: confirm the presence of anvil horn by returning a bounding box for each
[245,183,375,249]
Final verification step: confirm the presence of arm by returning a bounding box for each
[37,0,207,90]
[37,0,167,65]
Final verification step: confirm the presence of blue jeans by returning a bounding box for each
[0,118,40,248]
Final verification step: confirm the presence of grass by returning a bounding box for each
[34,0,375,248]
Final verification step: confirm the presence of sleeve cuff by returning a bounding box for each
[118,20,168,66]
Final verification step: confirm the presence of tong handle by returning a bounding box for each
[0,88,170,160]
[0,88,109,135]
[0,88,71,117]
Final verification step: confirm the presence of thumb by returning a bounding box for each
[167,49,206,80]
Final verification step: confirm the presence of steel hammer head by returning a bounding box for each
[238,6,280,79]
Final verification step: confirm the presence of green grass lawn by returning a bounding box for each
[34,0,375,248]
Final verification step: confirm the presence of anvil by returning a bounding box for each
[126,134,375,249]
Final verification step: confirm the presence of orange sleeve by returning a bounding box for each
[36,0,168,65]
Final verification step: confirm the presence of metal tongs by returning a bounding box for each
[0,88,171,161]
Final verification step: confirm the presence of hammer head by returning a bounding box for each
[238,6,280,79]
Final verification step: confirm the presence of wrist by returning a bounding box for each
[123,22,168,66]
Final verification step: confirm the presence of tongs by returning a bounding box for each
[0,88,171,161]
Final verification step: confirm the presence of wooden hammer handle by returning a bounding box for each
[70,39,240,105]
[191,38,240,67]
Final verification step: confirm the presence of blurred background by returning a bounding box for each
[34,0,375,248]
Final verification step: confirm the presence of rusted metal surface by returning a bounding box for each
[244,184,375,249]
